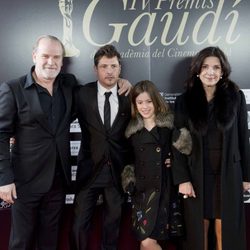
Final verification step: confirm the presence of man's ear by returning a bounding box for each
[119,64,121,75]
[32,52,36,64]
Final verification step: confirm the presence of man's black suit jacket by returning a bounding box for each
[0,69,77,193]
[75,82,133,191]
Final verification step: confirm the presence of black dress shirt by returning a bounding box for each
[35,80,66,134]
[34,76,66,178]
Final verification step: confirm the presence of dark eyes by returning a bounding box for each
[99,64,119,69]
[136,100,152,104]
[201,65,221,71]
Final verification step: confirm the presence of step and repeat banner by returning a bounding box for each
[0,0,250,207]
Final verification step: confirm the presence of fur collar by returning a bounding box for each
[173,127,192,155]
[125,112,174,138]
[186,81,239,133]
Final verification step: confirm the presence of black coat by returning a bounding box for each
[0,70,77,193]
[75,82,132,191]
[125,113,174,240]
[172,82,250,250]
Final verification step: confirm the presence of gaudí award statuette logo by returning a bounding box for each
[59,0,80,57]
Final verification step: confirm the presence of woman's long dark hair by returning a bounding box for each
[186,46,232,89]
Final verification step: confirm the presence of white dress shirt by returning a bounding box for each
[97,82,119,127]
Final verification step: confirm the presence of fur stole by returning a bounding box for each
[125,112,174,138]
[185,81,239,133]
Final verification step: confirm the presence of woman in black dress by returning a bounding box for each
[172,47,250,250]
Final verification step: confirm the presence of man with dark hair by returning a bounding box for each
[72,44,132,250]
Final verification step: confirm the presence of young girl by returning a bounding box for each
[122,80,191,250]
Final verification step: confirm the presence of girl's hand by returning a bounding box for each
[164,153,171,168]
[165,158,171,168]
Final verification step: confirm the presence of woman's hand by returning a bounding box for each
[179,181,196,198]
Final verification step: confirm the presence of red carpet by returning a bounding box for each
[1,204,250,250]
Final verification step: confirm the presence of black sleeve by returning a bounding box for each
[0,82,16,185]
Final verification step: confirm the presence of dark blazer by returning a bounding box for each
[75,82,132,190]
[0,69,77,193]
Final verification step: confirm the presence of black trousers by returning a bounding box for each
[72,164,123,250]
[9,175,65,250]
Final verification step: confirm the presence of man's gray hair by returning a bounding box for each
[33,35,65,57]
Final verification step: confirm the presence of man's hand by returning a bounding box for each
[0,183,17,204]
[117,78,132,96]
[243,182,250,192]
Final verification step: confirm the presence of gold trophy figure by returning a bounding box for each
[59,0,80,57]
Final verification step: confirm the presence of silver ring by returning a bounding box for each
[183,194,188,199]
